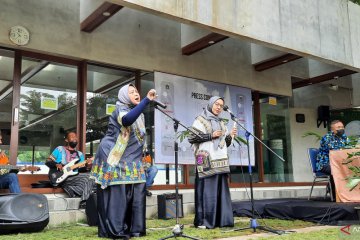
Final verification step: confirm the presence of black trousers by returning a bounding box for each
[320,164,336,200]
[97,183,146,239]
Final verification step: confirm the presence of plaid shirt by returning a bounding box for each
[316,131,349,171]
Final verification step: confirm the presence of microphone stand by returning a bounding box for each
[224,109,285,235]
[154,105,201,240]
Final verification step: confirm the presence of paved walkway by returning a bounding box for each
[216,225,338,240]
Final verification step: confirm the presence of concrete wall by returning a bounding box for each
[181,24,210,47]
[308,59,342,78]
[288,58,310,79]
[80,0,103,22]
[250,44,285,64]
[352,73,360,106]
[110,0,360,71]
[349,1,360,68]
[289,108,327,182]
[292,80,353,110]
[0,0,295,96]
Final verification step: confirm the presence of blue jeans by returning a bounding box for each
[0,173,21,193]
[146,166,158,188]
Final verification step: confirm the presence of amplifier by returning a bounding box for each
[157,193,183,219]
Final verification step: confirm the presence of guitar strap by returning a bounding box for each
[75,150,80,161]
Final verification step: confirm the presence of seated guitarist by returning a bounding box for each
[0,131,22,193]
[46,131,94,202]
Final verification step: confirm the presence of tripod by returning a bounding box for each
[155,105,200,240]
[224,109,285,235]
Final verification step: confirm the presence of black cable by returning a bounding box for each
[316,205,333,225]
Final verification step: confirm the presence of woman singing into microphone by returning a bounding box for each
[188,96,237,229]
[91,84,156,239]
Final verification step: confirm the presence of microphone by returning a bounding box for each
[223,105,234,116]
[223,106,237,141]
[231,121,237,141]
[153,100,167,109]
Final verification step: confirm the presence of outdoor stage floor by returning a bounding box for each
[232,198,360,225]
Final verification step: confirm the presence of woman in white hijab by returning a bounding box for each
[91,84,156,239]
[189,96,237,229]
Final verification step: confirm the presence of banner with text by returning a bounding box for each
[154,72,254,165]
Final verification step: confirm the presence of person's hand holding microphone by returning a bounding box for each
[148,89,168,109]
[147,89,157,101]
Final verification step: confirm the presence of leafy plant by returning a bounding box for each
[350,0,360,5]
[177,130,190,143]
[302,131,322,142]
[234,136,247,145]
[347,135,359,147]
[343,152,360,191]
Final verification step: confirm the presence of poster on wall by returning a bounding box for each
[154,72,254,166]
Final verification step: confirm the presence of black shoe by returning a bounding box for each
[146,189,152,197]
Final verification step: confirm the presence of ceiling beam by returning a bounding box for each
[182,33,228,56]
[21,60,49,84]
[81,2,123,33]
[254,53,302,71]
[292,69,357,89]
[0,61,49,102]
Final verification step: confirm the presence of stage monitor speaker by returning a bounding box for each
[157,193,183,220]
[85,192,98,226]
[0,193,49,234]
[317,105,330,121]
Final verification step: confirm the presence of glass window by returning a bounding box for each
[260,95,292,182]
[0,49,14,158]
[18,59,78,174]
[85,64,135,156]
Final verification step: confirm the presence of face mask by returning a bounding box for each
[336,129,344,137]
[69,141,78,148]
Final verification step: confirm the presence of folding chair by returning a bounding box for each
[307,148,334,201]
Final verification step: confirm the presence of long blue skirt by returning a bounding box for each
[194,173,234,229]
[96,183,146,239]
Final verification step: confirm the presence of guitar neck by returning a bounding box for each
[0,165,23,170]
[70,161,87,170]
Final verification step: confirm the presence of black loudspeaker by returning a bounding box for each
[296,113,305,123]
[0,193,49,234]
[85,192,98,226]
[157,193,183,219]
[318,105,330,121]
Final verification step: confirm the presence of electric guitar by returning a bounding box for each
[48,158,91,186]
[0,164,40,172]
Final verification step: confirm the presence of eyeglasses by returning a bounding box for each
[214,102,224,109]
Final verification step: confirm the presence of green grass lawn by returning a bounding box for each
[0,215,336,240]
